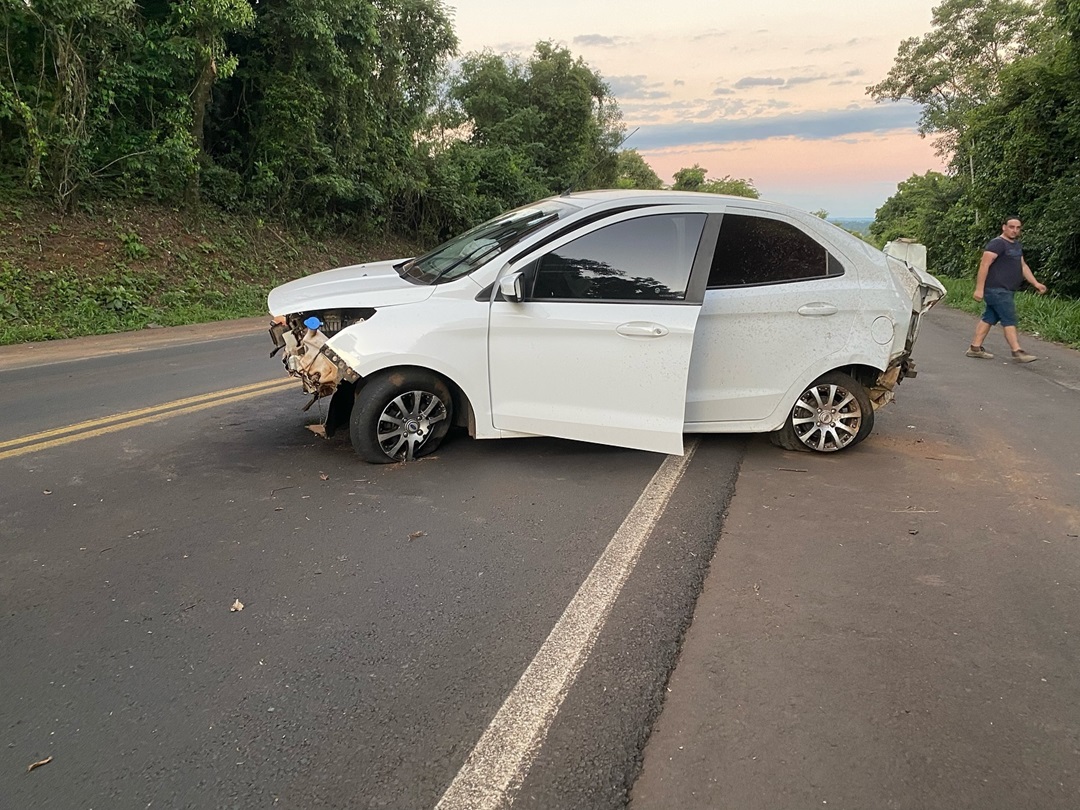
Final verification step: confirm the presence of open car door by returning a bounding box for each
[487,207,717,455]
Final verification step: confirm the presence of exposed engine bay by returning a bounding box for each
[268,308,373,403]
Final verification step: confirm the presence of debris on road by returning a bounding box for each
[230,599,245,612]
[319,472,329,481]
[409,531,427,540]
[307,424,327,438]
[27,756,52,773]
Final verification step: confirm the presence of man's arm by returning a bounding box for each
[1021,258,1048,294]
[973,250,995,301]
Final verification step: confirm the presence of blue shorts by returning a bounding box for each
[981,288,1018,327]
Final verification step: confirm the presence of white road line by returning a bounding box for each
[435,438,701,810]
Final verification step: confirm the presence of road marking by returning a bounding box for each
[435,438,700,810]
[0,378,295,460]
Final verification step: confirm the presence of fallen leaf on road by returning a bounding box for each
[230,599,245,612]
[408,531,427,540]
[27,756,52,773]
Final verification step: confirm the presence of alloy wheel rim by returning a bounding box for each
[376,390,448,461]
[791,383,862,452]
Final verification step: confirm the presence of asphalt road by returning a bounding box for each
[0,324,742,809]
[632,305,1080,810]
[3,306,1079,810]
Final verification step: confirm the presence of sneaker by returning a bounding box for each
[1011,349,1037,363]
[965,345,994,359]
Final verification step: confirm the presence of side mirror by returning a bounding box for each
[498,271,525,303]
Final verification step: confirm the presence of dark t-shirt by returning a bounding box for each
[984,236,1024,291]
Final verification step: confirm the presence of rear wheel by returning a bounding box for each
[770,371,874,453]
[350,370,453,463]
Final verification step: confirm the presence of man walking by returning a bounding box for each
[966,216,1047,363]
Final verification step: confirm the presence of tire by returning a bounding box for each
[350,370,453,463]
[770,371,874,453]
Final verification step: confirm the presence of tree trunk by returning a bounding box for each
[186,34,216,206]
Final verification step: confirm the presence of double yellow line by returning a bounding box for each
[0,378,296,461]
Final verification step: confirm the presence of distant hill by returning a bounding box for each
[829,217,873,235]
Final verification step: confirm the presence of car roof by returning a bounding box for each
[557,189,805,217]
[558,189,875,253]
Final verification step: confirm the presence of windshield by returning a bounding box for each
[398,200,576,284]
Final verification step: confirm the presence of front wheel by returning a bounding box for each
[770,371,874,453]
[350,370,453,463]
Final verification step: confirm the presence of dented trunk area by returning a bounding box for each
[269,308,373,407]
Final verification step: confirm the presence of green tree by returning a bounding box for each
[447,41,623,196]
[671,164,706,191]
[168,0,253,203]
[0,0,258,207]
[672,164,759,198]
[614,149,662,189]
[867,0,1047,155]
[870,170,978,276]
[209,0,457,225]
[0,0,137,206]
[955,1,1080,293]
[700,176,759,197]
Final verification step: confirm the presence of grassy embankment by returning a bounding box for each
[941,275,1080,350]
[2,195,1079,351]
[0,196,420,346]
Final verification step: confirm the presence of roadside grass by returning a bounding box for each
[941,275,1080,350]
[0,196,419,345]
[0,260,268,342]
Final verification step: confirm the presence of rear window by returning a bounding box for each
[708,214,843,287]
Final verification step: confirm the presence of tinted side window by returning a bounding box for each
[531,213,706,302]
[707,214,843,288]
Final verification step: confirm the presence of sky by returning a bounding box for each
[447,0,948,218]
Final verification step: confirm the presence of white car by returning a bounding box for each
[267,190,945,463]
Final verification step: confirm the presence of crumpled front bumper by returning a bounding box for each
[269,317,360,402]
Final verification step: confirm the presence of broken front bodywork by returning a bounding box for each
[267,258,436,407]
[269,311,368,403]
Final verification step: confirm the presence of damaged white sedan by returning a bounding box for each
[267,190,945,463]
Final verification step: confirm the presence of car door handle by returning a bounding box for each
[617,322,669,337]
[797,302,838,316]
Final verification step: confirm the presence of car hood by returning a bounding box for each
[267,259,435,315]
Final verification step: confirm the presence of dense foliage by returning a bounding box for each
[671,164,760,198]
[869,0,1080,296]
[614,150,663,190]
[0,3,629,242]
[399,41,625,241]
